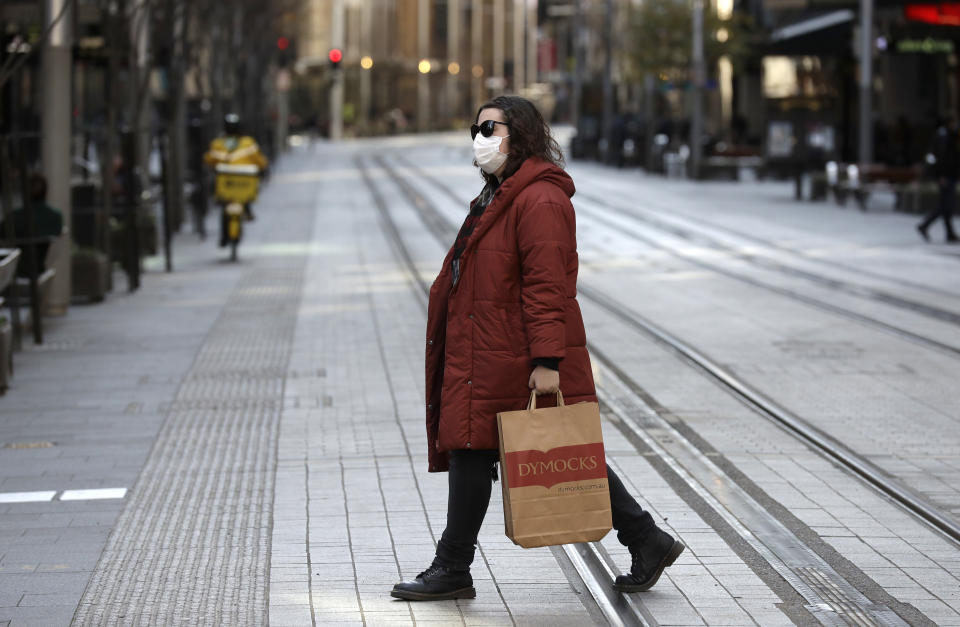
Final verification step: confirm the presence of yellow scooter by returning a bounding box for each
[213,163,260,261]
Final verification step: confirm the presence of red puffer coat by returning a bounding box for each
[424,157,597,472]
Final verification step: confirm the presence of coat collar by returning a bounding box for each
[458,158,575,257]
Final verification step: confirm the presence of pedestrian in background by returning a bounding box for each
[392,96,684,602]
[918,117,959,244]
[0,174,63,275]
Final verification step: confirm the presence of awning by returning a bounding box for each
[767,10,856,55]
[771,10,856,41]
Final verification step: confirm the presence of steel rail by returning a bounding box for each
[385,153,960,546]
[356,155,650,627]
[401,157,960,360]
[578,200,960,358]
[581,283,960,546]
[574,180,960,302]
[366,154,934,625]
[576,189,960,326]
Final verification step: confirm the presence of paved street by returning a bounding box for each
[1,133,959,626]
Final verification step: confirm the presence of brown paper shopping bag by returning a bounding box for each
[497,391,612,548]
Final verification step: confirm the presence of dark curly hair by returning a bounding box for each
[475,96,564,184]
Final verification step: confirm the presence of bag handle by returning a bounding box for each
[527,389,565,410]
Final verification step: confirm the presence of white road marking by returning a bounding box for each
[0,491,57,503]
[60,488,128,501]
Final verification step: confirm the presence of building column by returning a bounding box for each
[527,0,537,87]
[493,0,504,93]
[472,0,483,111]
[448,0,462,122]
[690,0,705,179]
[513,0,524,92]
[418,0,430,131]
[360,0,372,131]
[41,0,73,313]
[571,0,584,130]
[858,0,874,166]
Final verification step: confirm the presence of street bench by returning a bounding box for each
[2,234,60,344]
[703,155,765,181]
[0,248,20,392]
[827,162,920,210]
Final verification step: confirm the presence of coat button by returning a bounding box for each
[467,380,472,385]
[466,442,472,448]
[428,339,434,345]
[469,314,473,319]
[427,404,432,409]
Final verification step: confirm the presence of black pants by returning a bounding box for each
[435,449,655,569]
[920,180,958,239]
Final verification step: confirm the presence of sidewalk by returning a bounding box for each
[0,209,255,621]
[0,144,607,626]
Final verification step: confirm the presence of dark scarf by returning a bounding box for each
[451,178,500,287]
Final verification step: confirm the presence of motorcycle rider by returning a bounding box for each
[204,113,268,246]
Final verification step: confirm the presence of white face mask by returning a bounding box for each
[473,133,509,174]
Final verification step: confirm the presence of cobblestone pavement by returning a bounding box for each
[0,134,958,626]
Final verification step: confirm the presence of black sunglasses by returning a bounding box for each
[471,120,509,139]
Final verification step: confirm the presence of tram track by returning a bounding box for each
[436,150,960,300]
[401,158,960,360]
[575,191,960,326]
[575,181,960,303]
[387,155,960,544]
[572,202,960,359]
[359,154,951,626]
[356,156,648,626]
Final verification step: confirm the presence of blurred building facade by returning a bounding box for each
[288,0,542,136]
[760,0,960,166]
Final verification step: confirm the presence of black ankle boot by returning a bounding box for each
[391,563,476,601]
[614,527,685,592]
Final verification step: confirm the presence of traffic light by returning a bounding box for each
[329,48,343,70]
[277,36,294,67]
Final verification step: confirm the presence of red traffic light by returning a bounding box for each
[277,36,290,51]
[329,48,343,64]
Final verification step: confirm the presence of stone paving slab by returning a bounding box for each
[388,141,959,624]
[269,152,602,625]
[0,153,309,625]
[279,146,813,626]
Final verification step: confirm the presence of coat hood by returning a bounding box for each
[497,157,576,205]
[458,158,575,260]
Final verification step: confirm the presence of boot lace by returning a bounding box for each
[417,564,444,580]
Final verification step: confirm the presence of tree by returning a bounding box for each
[623,0,753,84]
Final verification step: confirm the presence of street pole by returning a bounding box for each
[472,0,483,111]
[494,0,505,93]
[168,0,187,233]
[448,0,461,122]
[276,71,290,156]
[571,0,583,132]
[330,0,344,140]
[644,73,656,170]
[360,0,372,132]
[418,0,430,132]
[527,0,538,89]
[513,0,525,92]
[690,0,705,180]
[602,0,614,163]
[858,0,874,168]
[41,0,73,314]
[159,131,173,273]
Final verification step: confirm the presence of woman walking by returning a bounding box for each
[392,96,684,601]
